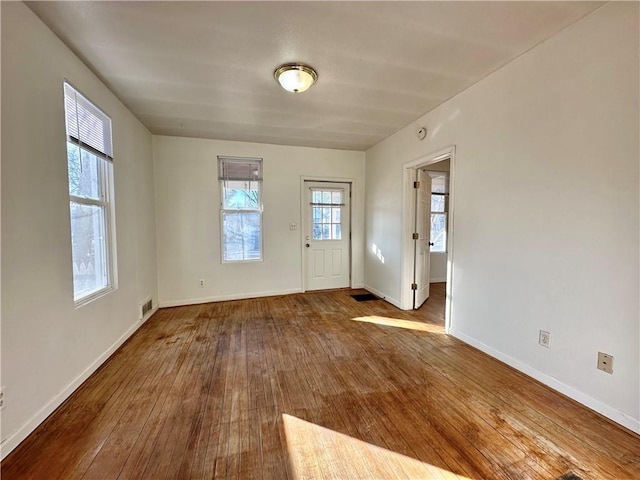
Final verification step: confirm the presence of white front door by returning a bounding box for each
[413,170,431,308]
[305,182,351,291]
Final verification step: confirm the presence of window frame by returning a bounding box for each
[218,157,264,263]
[63,82,116,306]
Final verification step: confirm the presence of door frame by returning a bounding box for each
[300,176,356,292]
[400,146,456,332]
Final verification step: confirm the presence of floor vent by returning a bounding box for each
[351,293,379,302]
[140,298,153,320]
[556,473,584,480]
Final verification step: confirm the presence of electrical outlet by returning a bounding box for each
[597,352,613,374]
[539,330,550,348]
[199,279,205,288]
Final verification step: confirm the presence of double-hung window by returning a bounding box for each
[429,172,449,253]
[218,156,263,262]
[63,82,115,304]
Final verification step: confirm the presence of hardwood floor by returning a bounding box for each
[2,284,639,479]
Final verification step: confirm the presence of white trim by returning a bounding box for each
[300,175,357,292]
[400,146,456,334]
[362,284,403,310]
[0,311,155,459]
[159,288,303,308]
[429,278,447,283]
[449,328,640,435]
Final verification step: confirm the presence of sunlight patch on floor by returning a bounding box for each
[352,315,444,334]
[283,413,472,479]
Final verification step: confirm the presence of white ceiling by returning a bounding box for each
[27,1,603,151]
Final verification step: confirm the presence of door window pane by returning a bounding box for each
[310,188,344,241]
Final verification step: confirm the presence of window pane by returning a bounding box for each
[322,207,331,223]
[313,207,322,222]
[431,175,447,194]
[332,224,342,240]
[312,191,322,203]
[331,207,341,223]
[313,223,322,240]
[431,213,447,252]
[222,211,261,261]
[322,224,330,240]
[322,191,331,204]
[431,194,445,213]
[331,191,341,204]
[67,143,101,200]
[70,202,108,299]
[223,181,260,210]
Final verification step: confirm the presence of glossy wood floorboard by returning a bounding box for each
[3,284,640,479]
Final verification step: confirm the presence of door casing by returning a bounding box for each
[301,176,356,292]
[401,146,456,333]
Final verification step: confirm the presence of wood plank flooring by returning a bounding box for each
[2,284,640,479]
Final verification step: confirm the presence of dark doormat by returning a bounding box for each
[557,473,583,480]
[351,293,379,302]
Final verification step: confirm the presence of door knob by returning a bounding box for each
[429,242,434,246]
[305,243,310,248]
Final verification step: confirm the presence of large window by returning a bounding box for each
[218,156,263,262]
[429,172,448,253]
[63,83,114,304]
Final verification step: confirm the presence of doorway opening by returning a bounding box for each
[400,146,455,332]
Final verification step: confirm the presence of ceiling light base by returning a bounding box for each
[274,63,318,93]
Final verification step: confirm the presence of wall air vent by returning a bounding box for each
[140,298,153,320]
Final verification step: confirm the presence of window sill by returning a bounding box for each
[74,286,115,308]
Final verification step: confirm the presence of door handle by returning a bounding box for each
[306,243,310,248]
[429,242,434,246]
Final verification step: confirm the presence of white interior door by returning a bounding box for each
[305,182,350,291]
[413,170,431,308]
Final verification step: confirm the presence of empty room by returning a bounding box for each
[1,1,639,479]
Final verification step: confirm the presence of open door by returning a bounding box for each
[413,169,431,309]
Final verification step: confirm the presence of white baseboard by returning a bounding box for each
[141,306,159,323]
[449,328,640,435]
[362,284,403,310]
[0,313,154,460]
[159,288,303,308]
[430,277,447,283]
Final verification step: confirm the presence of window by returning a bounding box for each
[63,82,114,304]
[218,156,263,262]
[310,188,343,240]
[429,172,448,253]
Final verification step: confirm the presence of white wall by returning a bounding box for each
[365,3,639,432]
[154,136,364,306]
[1,2,158,457]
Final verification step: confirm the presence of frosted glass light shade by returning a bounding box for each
[274,64,318,93]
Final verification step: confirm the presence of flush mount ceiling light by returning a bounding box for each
[274,63,318,93]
